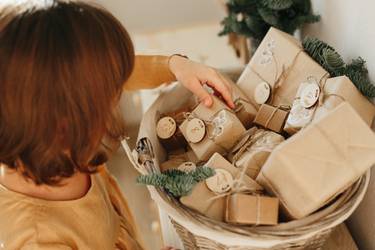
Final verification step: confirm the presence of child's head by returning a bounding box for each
[0,0,134,185]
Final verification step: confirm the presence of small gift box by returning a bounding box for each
[225,193,279,226]
[257,102,375,219]
[179,97,246,161]
[180,153,263,221]
[160,150,199,172]
[284,76,375,134]
[230,128,285,179]
[156,105,198,151]
[237,27,328,108]
[253,104,289,133]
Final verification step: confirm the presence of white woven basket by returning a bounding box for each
[122,83,370,250]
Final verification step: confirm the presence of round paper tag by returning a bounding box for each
[177,162,197,173]
[300,82,320,108]
[186,118,206,143]
[156,116,177,139]
[254,82,271,104]
[205,168,233,194]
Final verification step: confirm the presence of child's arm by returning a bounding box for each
[124,55,176,91]
[124,55,234,108]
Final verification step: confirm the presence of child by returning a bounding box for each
[0,0,233,249]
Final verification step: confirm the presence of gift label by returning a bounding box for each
[205,168,233,194]
[186,118,206,143]
[177,162,197,173]
[300,82,320,108]
[156,116,177,139]
[254,82,271,104]
[287,101,315,126]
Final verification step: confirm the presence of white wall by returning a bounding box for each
[304,1,375,249]
[95,0,225,33]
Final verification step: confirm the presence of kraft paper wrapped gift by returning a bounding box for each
[180,96,246,161]
[180,153,263,221]
[285,76,375,134]
[230,128,285,179]
[226,193,279,226]
[237,27,328,107]
[253,104,289,133]
[160,150,199,172]
[257,102,375,219]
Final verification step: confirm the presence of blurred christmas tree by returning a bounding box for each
[219,0,320,61]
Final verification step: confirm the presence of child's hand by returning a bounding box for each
[169,55,235,109]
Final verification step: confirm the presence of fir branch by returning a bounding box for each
[322,48,345,76]
[191,166,216,182]
[165,175,196,197]
[345,58,375,98]
[137,174,167,187]
[136,166,215,197]
[303,37,375,98]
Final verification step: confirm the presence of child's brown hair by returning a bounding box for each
[0,0,134,185]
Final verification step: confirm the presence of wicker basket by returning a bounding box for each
[122,83,370,250]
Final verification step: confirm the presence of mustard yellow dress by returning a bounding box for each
[0,56,176,250]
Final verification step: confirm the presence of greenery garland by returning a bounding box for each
[137,166,215,197]
[303,37,375,98]
[219,0,320,48]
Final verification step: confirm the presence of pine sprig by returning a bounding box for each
[136,167,215,197]
[191,166,216,182]
[303,37,375,98]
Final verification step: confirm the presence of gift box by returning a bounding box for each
[285,76,375,134]
[180,153,263,221]
[179,97,246,161]
[230,128,285,179]
[237,27,328,108]
[253,104,289,133]
[160,149,199,172]
[257,102,375,219]
[225,193,279,225]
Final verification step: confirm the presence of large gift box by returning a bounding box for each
[257,102,375,219]
[179,97,246,161]
[285,76,375,134]
[237,27,328,108]
[180,153,263,221]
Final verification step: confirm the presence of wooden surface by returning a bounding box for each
[323,224,358,250]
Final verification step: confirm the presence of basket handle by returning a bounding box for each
[121,137,155,175]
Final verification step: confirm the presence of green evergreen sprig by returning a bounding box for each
[303,37,375,98]
[219,0,320,48]
[136,167,215,197]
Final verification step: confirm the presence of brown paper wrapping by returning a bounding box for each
[180,153,263,221]
[230,129,285,179]
[160,149,199,172]
[237,27,328,107]
[253,104,289,133]
[226,193,279,225]
[315,76,375,126]
[257,102,375,219]
[180,97,246,161]
[285,76,375,134]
